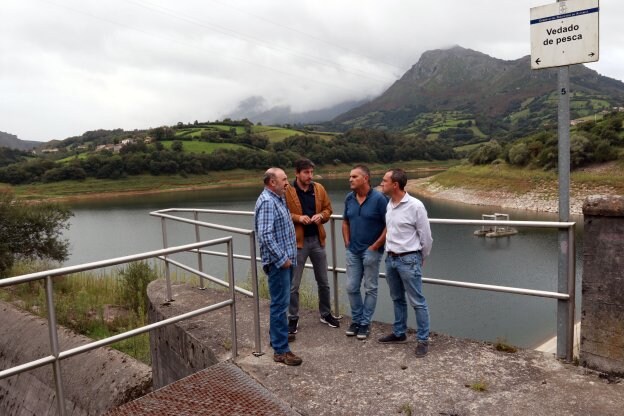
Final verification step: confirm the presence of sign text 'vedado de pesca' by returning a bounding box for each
[543,24,582,46]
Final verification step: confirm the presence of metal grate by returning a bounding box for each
[105,362,298,416]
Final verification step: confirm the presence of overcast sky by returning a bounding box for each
[1,0,622,142]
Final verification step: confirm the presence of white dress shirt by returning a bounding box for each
[385,192,433,258]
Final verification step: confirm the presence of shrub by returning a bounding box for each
[119,262,158,315]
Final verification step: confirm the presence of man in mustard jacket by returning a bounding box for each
[285,158,340,334]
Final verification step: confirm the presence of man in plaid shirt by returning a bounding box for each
[255,167,302,366]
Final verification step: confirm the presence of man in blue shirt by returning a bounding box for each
[255,167,302,366]
[342,165,387,340]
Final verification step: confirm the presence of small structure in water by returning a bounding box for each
[474,213,518,238]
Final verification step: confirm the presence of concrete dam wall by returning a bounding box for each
[0,300,152,415]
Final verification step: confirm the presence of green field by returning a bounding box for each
[453,142,483,152]
[57,153,91,163]
[160,140,245,153]
[174,124,318,143]
[256,127,303,142]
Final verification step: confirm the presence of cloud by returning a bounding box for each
[0,0,620,141]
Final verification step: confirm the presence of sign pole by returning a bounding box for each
[557,63,572,361]
[531,0,598,362]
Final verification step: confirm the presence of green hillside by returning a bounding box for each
[328,46,624,143]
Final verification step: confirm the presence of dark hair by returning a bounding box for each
[352,164,371,183]
[387,168,407,190]
[294,158,315,173]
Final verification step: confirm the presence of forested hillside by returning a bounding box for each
[0,121,454,185]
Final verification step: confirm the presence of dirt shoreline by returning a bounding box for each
[19,165,616,214]
[406,176,618,216]
[23,167,448,204]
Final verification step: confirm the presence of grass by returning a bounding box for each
[160,140,245,153]
[57,153,90,163]
[453,143,484,152]
[494,338,518,353]
[255,127,305,142]
[7,160,455,201]
[1,262,203,363]
[467,379,488,392]
[430,164,553,194]
[9,172,261,200]
[1,261,159,363]
[398,402,413,415]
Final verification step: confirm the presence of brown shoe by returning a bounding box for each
[273,351,303,366]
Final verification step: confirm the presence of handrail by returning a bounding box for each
[150,209,264,356]
[150,209,576,361]
[0,239,230,287]
[0,237,238,416]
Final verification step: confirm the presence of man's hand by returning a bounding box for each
[299,215,312,225]
[281,259,292,269]
[310,214,323,224]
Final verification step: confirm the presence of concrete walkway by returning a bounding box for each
[148,281,624,415]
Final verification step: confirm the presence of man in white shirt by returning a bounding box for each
[378,168,433,357]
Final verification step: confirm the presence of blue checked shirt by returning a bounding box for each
[254,188,297,268]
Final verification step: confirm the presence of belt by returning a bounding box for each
[387,250,420,257]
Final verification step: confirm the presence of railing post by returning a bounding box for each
[227,240,238,359]
[45,276,67,416]
[249,231,263,356]
[161,217,173,302]
[194,211,205,290]
[330,217,341,318]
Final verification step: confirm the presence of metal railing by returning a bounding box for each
[150,208,264,356]
[0,237,238,416]
[150,209,577,362]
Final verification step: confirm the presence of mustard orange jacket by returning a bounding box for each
[285,181,333,248]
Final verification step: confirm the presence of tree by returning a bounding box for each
[171,140,184,152]
[508,142,530,166]
[0,191,72,277]
[468,140,502,165]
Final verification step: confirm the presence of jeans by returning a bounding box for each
[290,235,331,318]
[384,251,430,342]
[266,264,292,354]
[345,249,382,326]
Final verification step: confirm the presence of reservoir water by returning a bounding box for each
[63,175,583,349]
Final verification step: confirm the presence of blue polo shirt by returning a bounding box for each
[343,189,388,254]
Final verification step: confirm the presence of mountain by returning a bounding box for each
[0,131,41,150]
[224,96,369,125]
[329,46,624,140]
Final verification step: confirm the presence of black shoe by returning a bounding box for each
[356,324,370,340]
[320,313,340,328]
[288,317,299,334]
[378,333,407,344]
[415,341,429,358]
[345,322,360,337]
